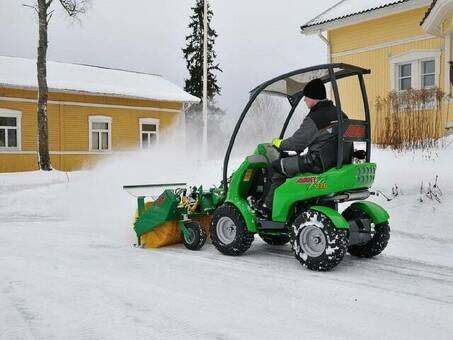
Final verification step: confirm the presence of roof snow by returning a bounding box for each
[301,0,431,32]
[0,56,199,103]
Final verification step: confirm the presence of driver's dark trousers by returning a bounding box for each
[263,154,322,209]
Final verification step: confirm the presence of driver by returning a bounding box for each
[258,78,350,218]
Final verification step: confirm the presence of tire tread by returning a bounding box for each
[211,204,254,256]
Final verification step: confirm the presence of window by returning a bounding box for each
[390,50,441,91]
[0,109,21,150]
[139,118,159,149]
[89,116,111,151]
[398,63,412,91]
[421,60,435,88]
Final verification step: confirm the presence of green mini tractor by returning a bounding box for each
[209,63,390,271]
[126,63,390,272]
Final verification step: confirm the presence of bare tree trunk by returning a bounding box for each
[37,0,52,170]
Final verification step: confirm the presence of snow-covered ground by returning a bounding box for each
[1,142,453,340]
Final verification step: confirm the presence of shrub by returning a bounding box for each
[374,88,444,150]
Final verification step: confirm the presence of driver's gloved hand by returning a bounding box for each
[271,138,282,150]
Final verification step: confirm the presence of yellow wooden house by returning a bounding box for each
[0,56,198,172]
[301,0,453,136]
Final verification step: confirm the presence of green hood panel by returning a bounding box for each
[272,163,376,222]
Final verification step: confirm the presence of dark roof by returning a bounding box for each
[301,0,414,31]
[420,0,437,25]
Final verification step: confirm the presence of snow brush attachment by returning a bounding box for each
[123,183,225,250]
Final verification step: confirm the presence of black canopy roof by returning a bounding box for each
[251,63,370,98]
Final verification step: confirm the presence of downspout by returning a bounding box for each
[317,30,333,98]
[317,30,331,64]
[444,33,451,98]
[444,33,451,135]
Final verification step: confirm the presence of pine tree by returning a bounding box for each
[182,0,226,156]
[182,0,222,106]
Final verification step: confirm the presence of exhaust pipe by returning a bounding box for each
[321,190,370,203]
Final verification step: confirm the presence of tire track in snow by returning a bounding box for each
[153,242,453,306]
[0,214,64,223]
[392,230,453,245]
[0,181,66,195]
[1,281,39,340]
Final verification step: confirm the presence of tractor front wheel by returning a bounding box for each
[211,204,254,256]
[291,210,348,271]
[183,221,207,251]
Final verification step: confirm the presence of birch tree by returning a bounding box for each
[25,0,88,170]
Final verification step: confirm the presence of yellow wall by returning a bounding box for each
[330,7,429,54]
[442,13,453,34]
[328,5,453,136]
[0,88,183,111]
[0,88,183,172]
[0,154,38,172]
[333,38,444,122]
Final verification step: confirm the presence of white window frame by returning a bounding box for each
[389,50,441,91]
[397,63,412,91]
[420,59,436,89]
[139,118,160,149]
[0,108,21,151]
[89,115,112,152]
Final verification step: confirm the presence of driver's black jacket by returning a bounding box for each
[280,99,350,171]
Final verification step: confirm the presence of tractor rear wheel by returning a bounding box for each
[183,221,207,251]
[211,204,254,256]
[291,210,348,271]
[342,208,390,258]
[259,234,290,246]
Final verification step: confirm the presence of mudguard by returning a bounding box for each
[347,201,389,225]
[225,199,258,233]
[310,206,349,229]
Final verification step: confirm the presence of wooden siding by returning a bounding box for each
[0,154,38,172]
[332,38,444,124]
[328,5,453,136]
[0,87,183,111]
[0,88,183,172]
[330,7,429,54]
[442,13,453,34]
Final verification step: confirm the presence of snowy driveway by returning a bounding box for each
[1,213,453,339]
[1,147,453,339]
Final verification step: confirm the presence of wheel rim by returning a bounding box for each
[216,217,237,244]
[299,225,327,257]
[185,228,195,244]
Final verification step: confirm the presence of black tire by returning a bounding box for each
[210,204,254,256]
[259,234,290,246]
[342,208,390,258]
[291,210,348,271]
[182,221,207,251]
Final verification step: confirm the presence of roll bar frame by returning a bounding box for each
[222,63,371,194]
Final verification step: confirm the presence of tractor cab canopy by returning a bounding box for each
[223,63,372,193]
[253,63,369,99]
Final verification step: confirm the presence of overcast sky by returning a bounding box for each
[0,0,338,119]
